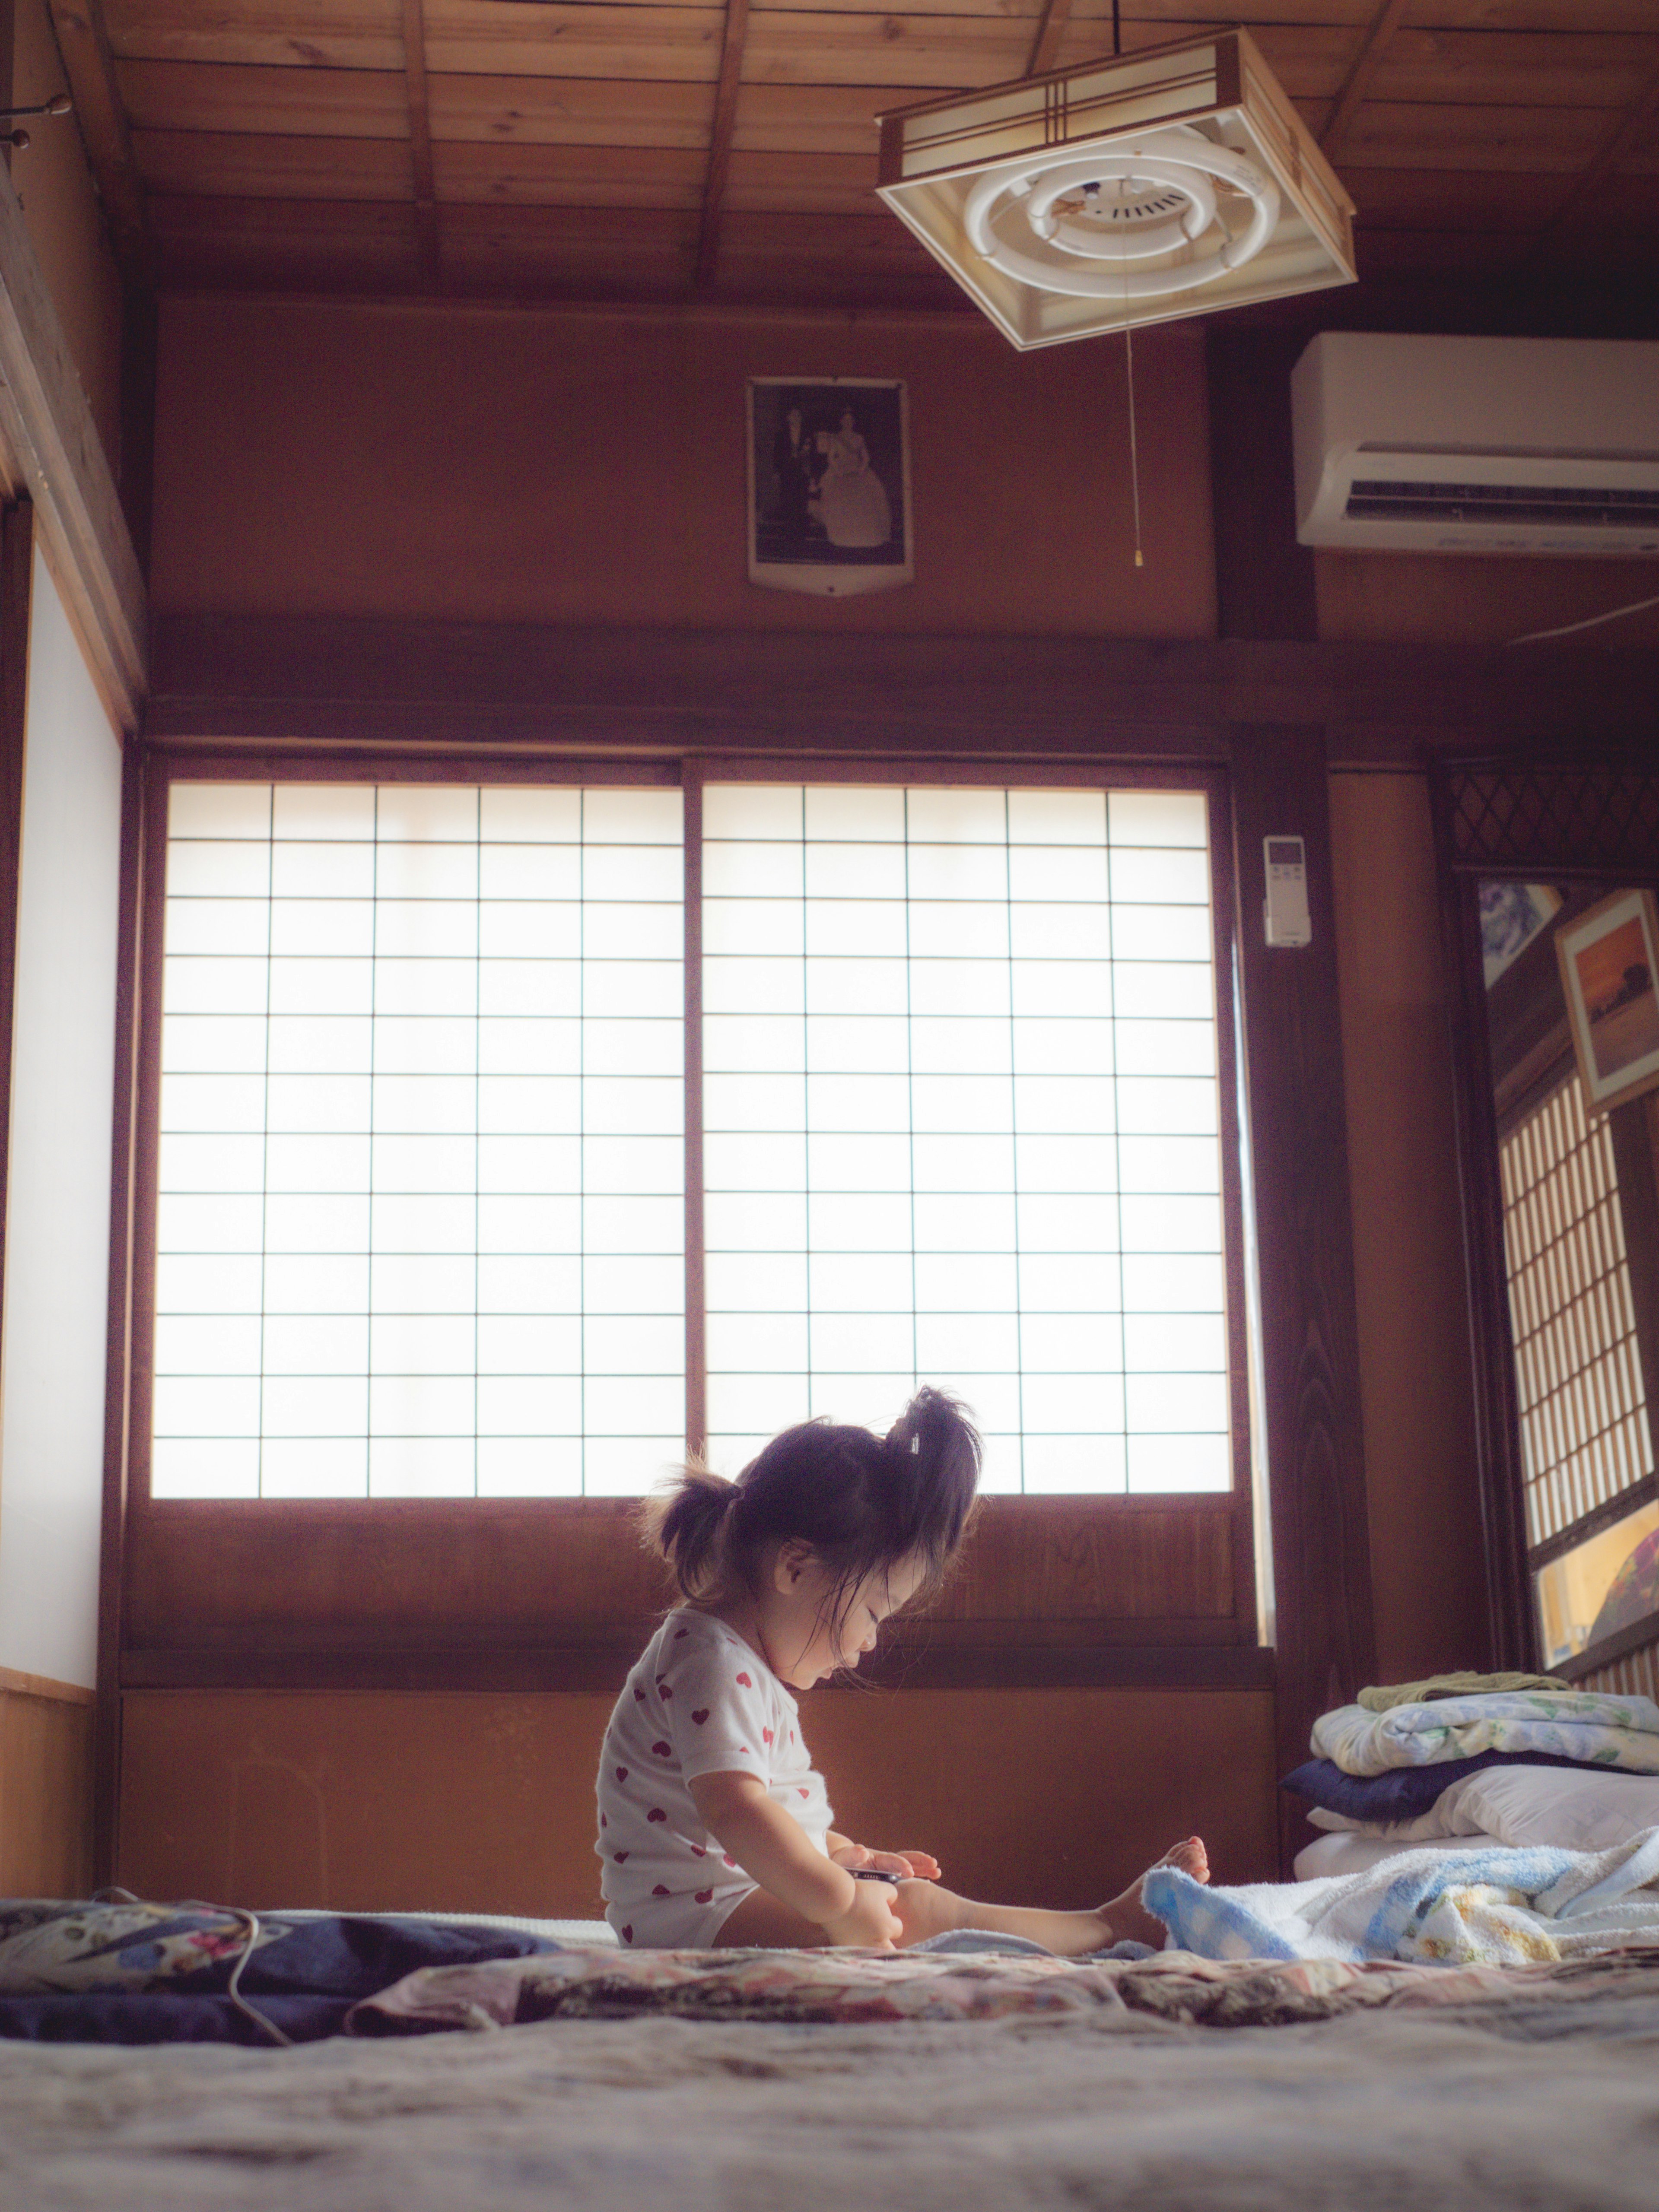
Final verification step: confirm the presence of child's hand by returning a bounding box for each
[830,1843,941,1881]
[821,1878,904,1951]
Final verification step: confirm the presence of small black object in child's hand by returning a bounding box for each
[852,1869,901,1885]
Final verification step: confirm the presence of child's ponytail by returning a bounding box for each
[883,1385,981,1588]
[640,1464,741,1602]
[640,1384,982,1624]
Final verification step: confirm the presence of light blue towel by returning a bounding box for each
[1144,1828,1659,1968]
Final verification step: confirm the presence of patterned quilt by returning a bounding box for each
[10,1899,1659,2046]
[348,1936,1659,2034]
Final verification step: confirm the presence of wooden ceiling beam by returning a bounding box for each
[1025,0,1076,80]
[45,0,152,283]
[1319,0,1409,159]
[400,0,440,284]
[1525,48,1659,265]
[693,0,748,288]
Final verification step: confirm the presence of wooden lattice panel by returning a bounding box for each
[1450,767,1659,876]
[1578,1635,1659,1706]
[1502,1072,1653,1551]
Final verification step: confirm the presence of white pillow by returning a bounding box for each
[1293,1831,1506,1882]
[1453,1764,1659,1852]
[1304,1773,1486,1842]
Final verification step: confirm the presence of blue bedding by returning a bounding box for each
[0,1901,566,2044]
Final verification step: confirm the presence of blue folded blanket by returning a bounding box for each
[0,1901,565,2046]
[1282,1749,1600,1825]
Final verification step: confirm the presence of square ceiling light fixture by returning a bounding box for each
[876,30,1357,351]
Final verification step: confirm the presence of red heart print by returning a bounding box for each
[648,1807,667,1823]
[723,1854,736,1867]
[798,1788,810,1799]
[652,1885,670,1897]
[659,1683,674,1700]
[652,1741,671,1757]
[735,1672,753,1688]
[633,1686,645,1702]
[692,1710,709,1725]
[674,1628,688,1639]
[622,1926,632,1943]
[763,1728,773,1746]
[615,1767,628,1783]
[695,1888,713,1905]
[613,1850,629,1862]
[600,1813,607,1828]
[691,1844,706,1857]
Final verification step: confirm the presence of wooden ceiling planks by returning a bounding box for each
[1320,0,1409,156]
[116,58,411,136]
[46,0,153,281]
[693,0,750,284]
[1024,0,1075,78]
[400,0,441,279]
[100,0,1659,301]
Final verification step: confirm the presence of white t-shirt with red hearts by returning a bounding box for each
[596,1607,833,1945]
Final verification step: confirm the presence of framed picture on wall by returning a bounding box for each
[1555,886,1659,1115]
[747,378,913,598]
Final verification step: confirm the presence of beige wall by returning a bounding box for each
[1328,770,1488,1682]
[150,295,1217,637]
[1316,548,1659,651]
[10,0,123,479]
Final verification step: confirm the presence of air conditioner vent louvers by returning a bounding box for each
[1346,481,1659,528]
[1291,335,1659,558]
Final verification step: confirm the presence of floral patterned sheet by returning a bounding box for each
[349,1936,1659,2034]
[1312,1690,1659,1775]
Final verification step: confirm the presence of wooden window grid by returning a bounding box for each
[1501,1073,1654,1551]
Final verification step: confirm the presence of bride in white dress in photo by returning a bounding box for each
[812,404,893,549]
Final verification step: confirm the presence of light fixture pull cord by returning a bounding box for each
[1125,318,1143,569]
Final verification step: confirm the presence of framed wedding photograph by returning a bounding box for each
[1555,887,1659,1116]
[747,378,913,598]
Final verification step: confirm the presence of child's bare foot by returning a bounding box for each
[1096,1836,1209,1950]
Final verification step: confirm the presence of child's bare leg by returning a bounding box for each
[892,1838,1207,1955]
[715,1838,1207,1955]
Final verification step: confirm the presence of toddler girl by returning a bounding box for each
[595,1387,1208,1950]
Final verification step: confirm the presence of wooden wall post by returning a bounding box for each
[1231,722,1376,1869]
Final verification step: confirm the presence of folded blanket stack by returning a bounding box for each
[1284,1677,1659,1836]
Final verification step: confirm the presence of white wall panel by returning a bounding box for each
[0,549,123,1686]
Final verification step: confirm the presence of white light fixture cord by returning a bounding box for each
[1125,324,1144,569]
[1119,165,1143,570]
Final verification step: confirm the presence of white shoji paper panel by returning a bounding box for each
[154,782,684,1498]
[701,785,1229,1494]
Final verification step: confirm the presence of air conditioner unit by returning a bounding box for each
[1290,333,1659,557]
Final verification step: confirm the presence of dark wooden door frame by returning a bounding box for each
[1430,755,1659,1678]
